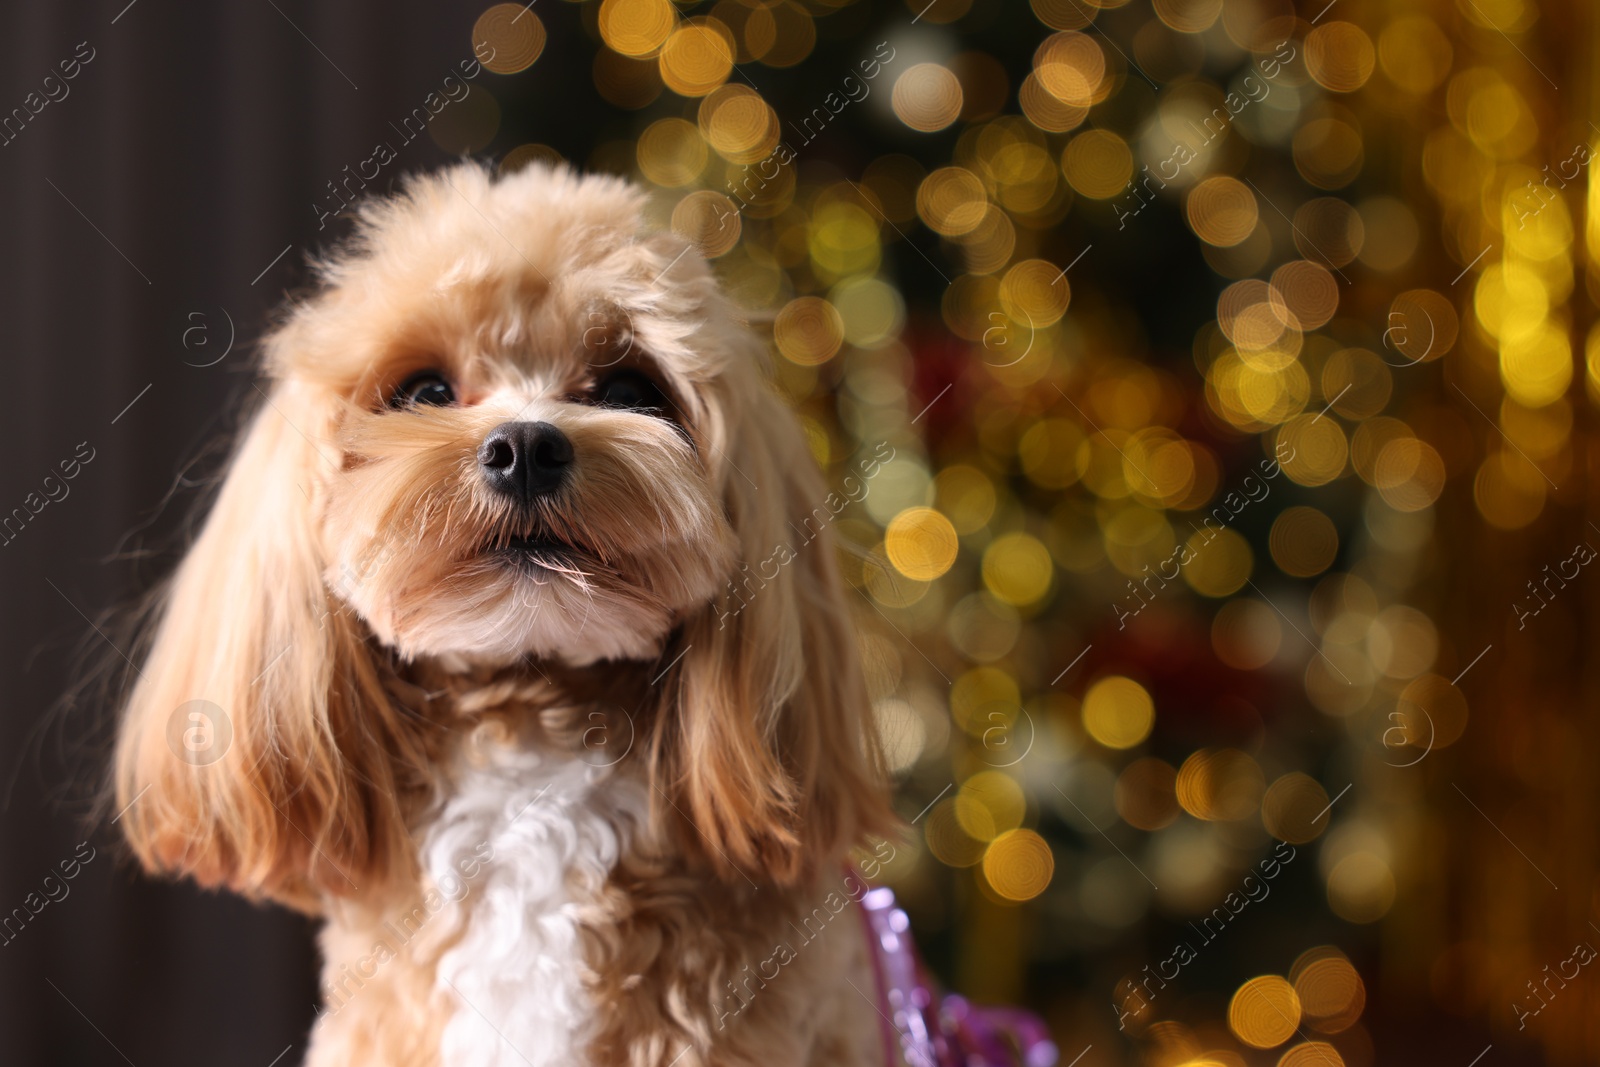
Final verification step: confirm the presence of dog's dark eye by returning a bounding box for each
[392,370,456,408]
[592,369,666,413]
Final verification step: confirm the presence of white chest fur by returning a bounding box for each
[421,739,645,1067]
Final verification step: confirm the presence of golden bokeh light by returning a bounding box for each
[1270,506,1339,578]
[1228,976,1302,1048]
[982,532,1054,606]
[698,84,779,164]
[745,1,815,68]
[1326,852,1396,923]
[1030,0,1097,31]
[1082,676,1155,750]
[773,295,844,365]
[956,205,1018,274]
[936,465,997,533]
[498,143,563,174]
[636,117,707,187]
[999,258,1071,326]
[1019,419,1086,489]
[1261,772,1332,844]
[1218,280,1293,352]
[1034,31,1105,107]
[1349,417,1411,485]
[949,667,1020,739]
[428,86,501,154]
[1270,260,1340,330]
[1396,673,1469,750]
[1020,72,1089,133]
[1187,176,1259,247]
[1153,0,1222,34]
[810,199,881,279]
[659,18,735,97]
[1177,748,1264,821]
[473,4,546,73]
[831,276,904,348]
[598,0,676,58]
[1366,605,1439,680]
[1182,527,1253,598]
[1277,416,1349,487]
[886,507,960,582]
[1278,1044,1346,1067]
[948,592,1024,663]
[1372,437,1446,512]
[983,829,1056,902]
[1501,321,1573,407]
[953,668,1022,740]
[1379,15,1453,94]
[1212,598,1283,670]
[925,797,988,868]
[1305,22,1376,93]
[918,166,990,236]
[1319,348,1392,420]
[893,63,964,133]
[671,190,740,258]
[1292,947,1366,1033]
[1293,117,1364,190]
[1293,198,1365,267]
[1357,196,1419,270]
[943,273,1002,340]
[1474,450,1547,529]
[957,771,1027,842]
[1062,129,1133,198]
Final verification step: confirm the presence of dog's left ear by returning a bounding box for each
[648,364,896,886]
[112,371,423,911]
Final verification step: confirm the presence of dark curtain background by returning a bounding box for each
[0,3,599,1064]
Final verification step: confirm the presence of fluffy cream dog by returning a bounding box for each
[112,163,906,1067]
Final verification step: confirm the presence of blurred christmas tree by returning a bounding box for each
[449,1,1600,1063]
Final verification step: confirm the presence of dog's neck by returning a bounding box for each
[386,652,658,759]
[405,650,657,713]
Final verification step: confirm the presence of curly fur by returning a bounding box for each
[109,162,900,1066]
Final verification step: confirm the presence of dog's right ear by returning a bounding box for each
[112,379,421,911]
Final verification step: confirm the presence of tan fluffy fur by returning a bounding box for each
[111,162,900,1065]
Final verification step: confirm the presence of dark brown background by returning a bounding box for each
[0,3,603,1064]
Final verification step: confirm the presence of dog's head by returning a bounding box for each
[114,163,891,907]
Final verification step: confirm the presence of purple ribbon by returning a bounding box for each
[858,884,1059,1067]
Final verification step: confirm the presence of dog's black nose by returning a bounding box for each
[478,421,573,500]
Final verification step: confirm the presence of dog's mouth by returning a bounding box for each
[482,531,595,576]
